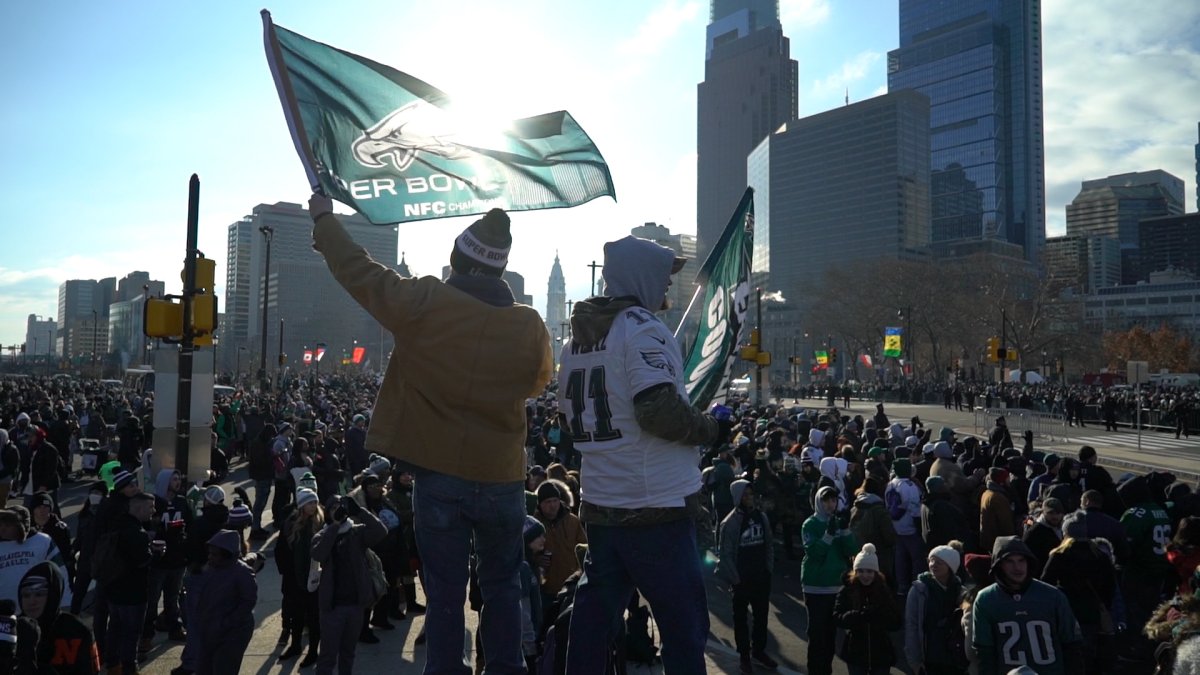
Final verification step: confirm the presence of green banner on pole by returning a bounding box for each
[679,188,754,410]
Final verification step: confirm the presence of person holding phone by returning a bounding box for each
[310,494,386,675]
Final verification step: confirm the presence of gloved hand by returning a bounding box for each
[309,192,334,220]
[342,495,363,518]
[714,417,735,447]
[826,515,838,536]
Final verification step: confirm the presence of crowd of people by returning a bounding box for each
[1,202,1198,675]
[698,403,1200,675]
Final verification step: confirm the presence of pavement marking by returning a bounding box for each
[1069,434,1200,451]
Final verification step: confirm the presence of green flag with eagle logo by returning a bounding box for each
[262,12,616,225]
[678,188,754,410]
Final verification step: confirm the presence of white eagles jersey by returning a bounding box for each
[558,305,702,509]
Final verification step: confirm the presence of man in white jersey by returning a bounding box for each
[562,235,730,674]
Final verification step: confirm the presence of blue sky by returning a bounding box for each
[1,0,1197,348]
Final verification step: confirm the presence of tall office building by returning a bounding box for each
[1043,234,1121,293]
[24,315,56,357]
[1195,122,1199,210]
[697,0,798,263]
[747,90,932,311]
[1139,213,1200,280]
[629,222,699,337]
[223,202,398,373]
[1065,170,1184,283]
[546,253,566,341]
[887,0,1045,263]
[56,277,116,359]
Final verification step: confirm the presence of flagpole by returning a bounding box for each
[261,10,322,192]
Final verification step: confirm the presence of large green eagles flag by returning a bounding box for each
[261,11,616,225]
[678,188,754,410]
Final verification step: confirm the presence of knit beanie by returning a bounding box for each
[450,209,511,277]
[1078,445,1097,463]
[893,459,913,479]
[295,488,319,510]
[537,480,564,504]
[989,467,1010,485]
[204,485,226,505]
[929,544,961,573]
[925,475,948,494]
[964,553,992,585]
[522,515,545,546]
[113,470,137,492]
[932,441,952,459]
[228,502,252,528]
[853,543,880,572]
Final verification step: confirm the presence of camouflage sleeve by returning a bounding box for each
[633,383,718,446]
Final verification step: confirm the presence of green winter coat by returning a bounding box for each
[801,511,859,594]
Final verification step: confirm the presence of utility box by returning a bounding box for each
[150,348,215,484]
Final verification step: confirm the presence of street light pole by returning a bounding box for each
[587,261,602,297]
[258,225,274,383]
[91,309,98,375]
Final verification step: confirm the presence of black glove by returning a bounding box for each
[826,516,838,536]
[714,417,734,447]
[342,495,363,518]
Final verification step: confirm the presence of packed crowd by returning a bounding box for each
[698,402,1200,675]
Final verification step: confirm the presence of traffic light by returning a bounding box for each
[144,297,183,339]
[191,257,218,346]
[739,329,761,361]
[986,337,1000,363]
[830,348,838,364]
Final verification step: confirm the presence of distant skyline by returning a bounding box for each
[1,0,1197,348]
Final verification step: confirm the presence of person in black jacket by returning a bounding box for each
[0,429,20,504]
[987,417,1013,451]
[70,482,107,615]
[141,469,192,649]
[19,562,100,675]
[25,433,64,509]
[921,476,975,551]
[29,492,73,584]
[834,543,902,674]
[104,492,155,674]
[247,423,277,541]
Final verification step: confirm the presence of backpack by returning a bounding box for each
[91,531,123,584]
[624,603,659,666]
[364,548,388,605]
[885,485,906,521]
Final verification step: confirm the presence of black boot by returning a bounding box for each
[359,628,380,644]
[387,588,406,621]
[298,637,319,668]
[370,604,395,630]
[281,631,304,659]
[404,582,426,614]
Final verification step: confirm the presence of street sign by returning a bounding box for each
[1127,360,1150,385]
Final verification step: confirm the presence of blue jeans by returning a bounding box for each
[251,478,272,530]
[565,519,709,674]
[413,470,525,675]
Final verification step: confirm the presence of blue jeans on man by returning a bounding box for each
[565,518,709,674]
[413,470,526,675]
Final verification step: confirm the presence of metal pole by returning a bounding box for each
[755,288,763,406]
[277,317,284,388]
[587,261,603,297]
[258,225,274,381]
[1000,308,1007,387]
[91,310,98,374]
[176,174,200,480]
[1137,381,1142,453]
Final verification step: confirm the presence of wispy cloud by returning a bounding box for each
[1043,1,1200,234]
[811,50,883,97]
[617,0,702,57]
[781,0,831,29]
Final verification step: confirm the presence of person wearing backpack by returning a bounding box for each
[904,544,966,675]
[717,480,779,674]
[887,459,925,598]
[311,494,386,675]
[850,476,897,591]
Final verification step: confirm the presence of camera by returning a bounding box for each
[333,506,348,522]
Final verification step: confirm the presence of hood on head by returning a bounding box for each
[1117,474,1150,507]
[19,562,63,624]
[729,479,752,507]
[601,235,679,311]
[155,469,178,500]
[16,413,29,424]
[819,456,847,481]
[939,427,955,443]
[990,535,1038,571]
[808,428,825,447]
[889,423,905,439]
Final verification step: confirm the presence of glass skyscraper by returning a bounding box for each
[887,0,1045,263]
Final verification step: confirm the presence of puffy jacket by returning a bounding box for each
[849,494,897,583]
[904,571,964,671]
[834,576,901,667]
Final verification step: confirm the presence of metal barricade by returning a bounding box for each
[974,407,1068,444]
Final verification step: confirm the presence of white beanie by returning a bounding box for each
[853,543,880,572]
[929,545,961,574]
[295,488,318,509]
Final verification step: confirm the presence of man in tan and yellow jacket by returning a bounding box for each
[309,193,552,674]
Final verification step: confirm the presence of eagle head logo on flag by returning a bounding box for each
[351,100,468,172]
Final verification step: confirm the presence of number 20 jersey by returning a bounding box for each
[557,305,702,510]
